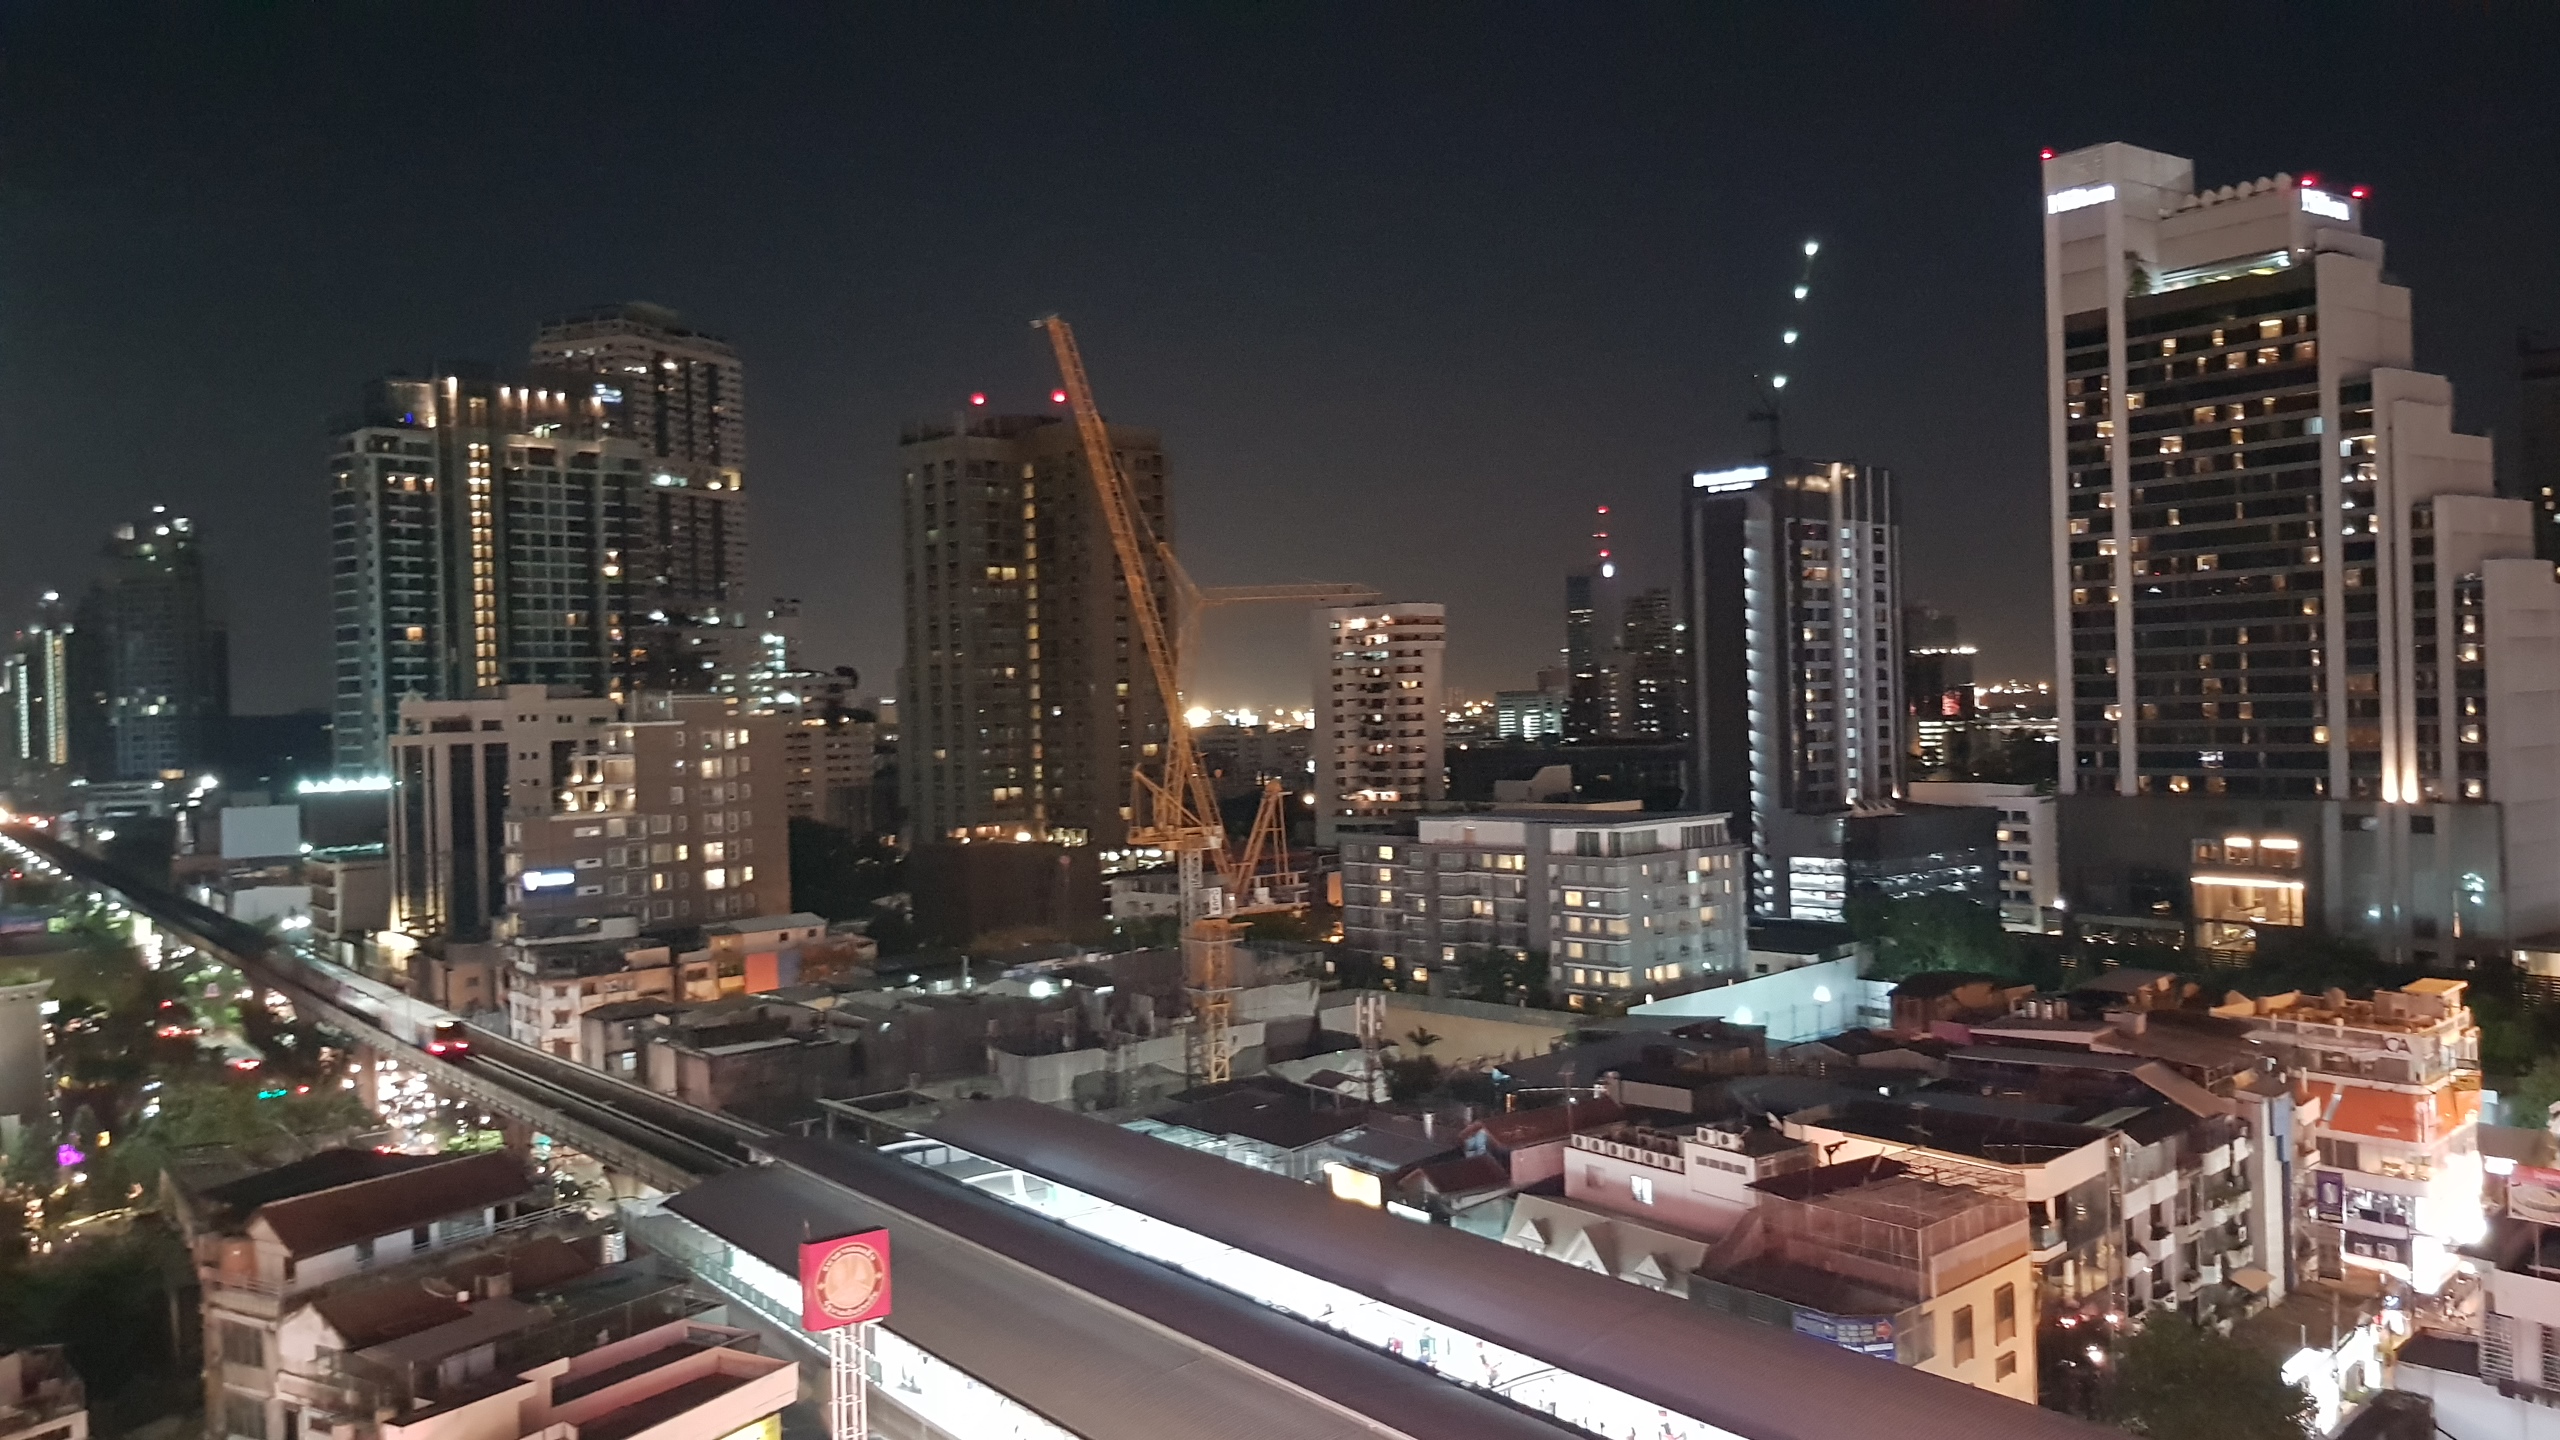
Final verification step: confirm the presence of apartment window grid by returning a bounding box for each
[2065,279,2329,797]
[2405,507,2492,804]
[901,428,1167,847]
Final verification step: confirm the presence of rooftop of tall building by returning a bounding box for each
[536,301,733,347]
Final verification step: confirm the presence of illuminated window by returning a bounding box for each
[2192,874,2304,928]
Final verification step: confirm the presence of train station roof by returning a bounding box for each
[918,1097,2120,1440]
[667,1141,1580,1440]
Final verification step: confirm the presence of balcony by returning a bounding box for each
[1569,1130,1685,1172]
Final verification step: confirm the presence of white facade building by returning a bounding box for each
[2044,141,2560,963]
[1340,805,1746,1009]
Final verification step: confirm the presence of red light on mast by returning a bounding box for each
[1050,389,1067,404]
[2297,174,2317,189]
[2039,148,2056,161]
[968,392,987,406]
[2349,185,2369,200]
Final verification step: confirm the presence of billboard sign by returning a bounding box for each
[1793,1309,1898,1360]
[2513,1164,2560,1225]
[2313,1169,2344,1223]
[2342,1230,2411,1269]
[800,1228,892,1331]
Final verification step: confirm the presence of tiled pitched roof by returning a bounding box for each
[251,1151,534,1258]
[1461,1096,1624,1149]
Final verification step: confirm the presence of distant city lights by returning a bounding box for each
[1181,706,1309,730]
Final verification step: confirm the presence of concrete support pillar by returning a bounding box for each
[352,1043,381,1114]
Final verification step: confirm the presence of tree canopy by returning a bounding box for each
[1847,892,2016,979]
[2107,1315,2311,1440]
[787,818,901,923]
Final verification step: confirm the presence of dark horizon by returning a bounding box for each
[6,6,2558,716]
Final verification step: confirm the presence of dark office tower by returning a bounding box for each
[2,593,73,786]
[331,348,747,775]
[532,303,746,471]
[897,412,1171,853]
[1563,572,1617,741]
[69,509,229,781]
[1683,460,1903,911]
[2519,335,2560,562]
[1617,587,1689,741]
[1902,605,1977,771]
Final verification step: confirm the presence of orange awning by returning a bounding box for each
[2300,1079,2477,1144]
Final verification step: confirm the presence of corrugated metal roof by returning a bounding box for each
[252,1151,534,1258]
[668,1147,1580,1440]
[922,1097,2121,1440]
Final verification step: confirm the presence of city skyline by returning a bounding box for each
[11,12,2560,1425]
[8,9,2560,717]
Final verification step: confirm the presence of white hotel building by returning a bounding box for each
[2043,142,2560,965]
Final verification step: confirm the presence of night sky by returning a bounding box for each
[6,5,2558,716]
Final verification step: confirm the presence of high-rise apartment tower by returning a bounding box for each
[1313,603,1447,847]
[1617,586,1690,741]
[531,303,745,471]
[1683,459,1904,911]
[2,594,73,787]
[331,318,747,775]
[70,509,228,781]
[897,412,1171,852]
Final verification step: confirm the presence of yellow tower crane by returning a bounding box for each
[1036,315,1364,1083]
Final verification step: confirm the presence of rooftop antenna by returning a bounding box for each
[1747,237,1821,459]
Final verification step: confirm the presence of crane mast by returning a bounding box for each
[1037,315,1239,1084]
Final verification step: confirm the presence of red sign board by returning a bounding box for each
[799,1228,892,1331]
[2514,1166,2560,1226]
